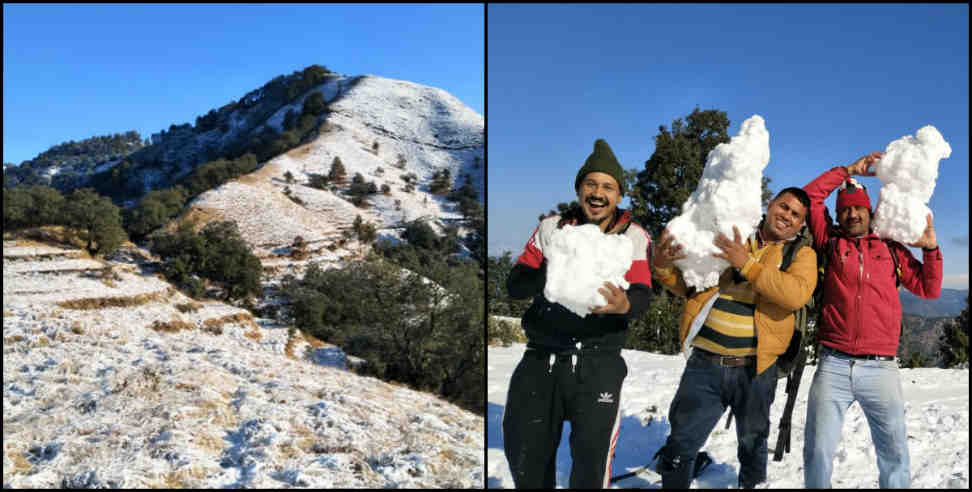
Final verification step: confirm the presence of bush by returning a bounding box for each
[123,185,188,239]
[150,220,261,301]
[284,171,295,184]
[302,91,326,117]
[307,173,329,190]
[282,254,484,414]
[381,183,391,195]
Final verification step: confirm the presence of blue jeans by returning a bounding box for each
[658,350,778,489]
[804,346,910,488]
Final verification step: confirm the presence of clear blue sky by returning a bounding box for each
[3,3,483,165]
[488,4,969,290]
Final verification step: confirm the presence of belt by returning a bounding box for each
[824,346,895,361]
[693,348,755,367]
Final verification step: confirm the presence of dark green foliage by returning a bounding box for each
[401,172,418,184]
[64,188,127,256]
[307,173,329,190]
[352,215,378,244]
[3,185,67,230]
[381,183,391,195]
[395,154,407,169]
[285,64,332,102]
[486,252,532,318]
[372,140,380,154]
[762,176,774,208]
[284,171,295,184]
[429,167,452,195]
[6,131,146,187]
[123,186,188,239]
[630,108,730,238]
[625,290,685,354]
[328,157,347,184]
[282,253,484,414]
[296,114,317,136]
[150,220,262,301]
[939,295,970,368]
[283,109,298,132]
[180,153,259,198]
[487,317,523,347]
[302,91,326,117]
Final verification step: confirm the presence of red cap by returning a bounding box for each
[836,179,871,213]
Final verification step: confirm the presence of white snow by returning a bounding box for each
[488,343,969,489]
[3,241,485,488]
[543,224,633,317]
[666,115,771,290]
[872,125,951,243]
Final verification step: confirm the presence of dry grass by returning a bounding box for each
[284,330,300,359]
[175,302,203,314]
[3,335,25,345]
[150,318,195,334]
[201,312,255,335]
[57,289,172,310]
[243,329,263,341]
[70,321,85,335]
[304,332,326,348]
[5,448,34,476]
[193,432,225,454]
[286,143,315,160]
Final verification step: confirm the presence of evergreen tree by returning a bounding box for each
[302,91,326,116]
[939,295,969,368]
[329,157,347,184]
[629,108,731,239]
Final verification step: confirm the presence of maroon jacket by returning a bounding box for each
[804,167,943,356]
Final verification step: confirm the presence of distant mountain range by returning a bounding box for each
[900,287,968,318]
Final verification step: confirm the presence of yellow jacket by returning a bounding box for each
[653,237,817,376]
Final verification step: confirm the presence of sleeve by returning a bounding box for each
[803,166,848,249]
[619,224,654,317]
[652,264,691,298]
[892,242,943,300]
[507,262,547,300]
[742,245,818,312]
[507,219,552,300]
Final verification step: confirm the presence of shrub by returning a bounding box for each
[302,91,326,117]
[488,317,524,347]
[372,140,380,154]
[307,173,329,190]
[381,184,391,195]
[150,219,261,301]
[282,254,484,414]
[395,154,407,169]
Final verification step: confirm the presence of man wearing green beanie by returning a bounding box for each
[503,138,654,488]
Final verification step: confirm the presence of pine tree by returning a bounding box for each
[329,157,347,184]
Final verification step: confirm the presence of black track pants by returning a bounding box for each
[502,348,627,489]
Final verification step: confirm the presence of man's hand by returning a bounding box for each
[908,213,938,250]
[713,225,750,269]
[846,152,883,176]
[591,282,630,314]
[652,228,687,270]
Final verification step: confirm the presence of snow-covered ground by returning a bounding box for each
[488,343,969,489]
[3,241,484,488]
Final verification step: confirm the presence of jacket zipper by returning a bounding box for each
[857,242,864,354]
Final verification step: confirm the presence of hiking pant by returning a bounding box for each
[657,349,778,489]
[502,347,627,489]
[804,346,910,488]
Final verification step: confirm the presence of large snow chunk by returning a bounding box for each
[667,115,770,290]
[872,125,951,243]
[543,224,633,318]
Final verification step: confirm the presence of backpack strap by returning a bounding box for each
[882,239,902,288]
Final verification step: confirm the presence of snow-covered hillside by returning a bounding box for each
[186,74,484,259]
[488,343,969,489]
[3,240,484,488]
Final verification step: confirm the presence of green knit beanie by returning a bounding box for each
[574,138,625,196]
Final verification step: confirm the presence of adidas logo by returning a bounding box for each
[597,392,614,404]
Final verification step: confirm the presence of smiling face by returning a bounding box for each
[576,171,622,231]
[762,191,807,241]
[838,205,871,237]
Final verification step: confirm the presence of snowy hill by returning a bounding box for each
[3,239,484,488]
[182,73,483,258]
[488,344,969,489]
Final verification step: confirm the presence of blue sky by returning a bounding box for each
[488,4,969,290]
[3,3,483,165]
